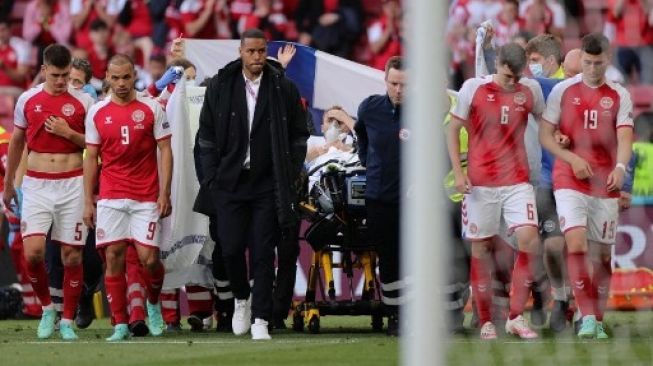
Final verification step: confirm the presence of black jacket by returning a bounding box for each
[195,59,309,228]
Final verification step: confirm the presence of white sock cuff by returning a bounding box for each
[552,286,568,301]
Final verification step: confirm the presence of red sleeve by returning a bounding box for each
[180,10,199,24]
[147,83,161,97]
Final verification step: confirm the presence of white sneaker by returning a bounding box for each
[505,315,538,339]
[203,315,213,331]
[232,297,252,336]
[251,318,271,340]
[480,321,497,340]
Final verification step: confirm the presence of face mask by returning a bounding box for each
[529,63,544,78]
[81,84,98,101]
[324,122,342,143]
[186,78,198,87]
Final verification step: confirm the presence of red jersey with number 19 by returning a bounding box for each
[85,96,171,202]
[542,74,634,198]
[452,75,545,187]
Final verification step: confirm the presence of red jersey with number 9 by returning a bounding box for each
[451,75,545,187]
[85,96,171,202]
[542,74,634,198]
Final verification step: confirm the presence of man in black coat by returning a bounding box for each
[196,29,308,340]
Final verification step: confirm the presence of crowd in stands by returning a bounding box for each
[0,1,652,140]
[0,0,403,129]
[447,0,653,90]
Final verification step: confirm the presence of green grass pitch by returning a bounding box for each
[2,312,653,365]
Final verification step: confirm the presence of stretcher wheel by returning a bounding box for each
[371,314,384,332]
[292,310,304,332]
[308,315,320,334]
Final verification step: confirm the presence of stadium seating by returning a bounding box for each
[0,95,15,131]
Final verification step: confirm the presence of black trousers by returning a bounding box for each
[209,216,234,315]
[445,203,471,331]
[213,171,280,321]
[366,199,400,316]
[272,222,301,320]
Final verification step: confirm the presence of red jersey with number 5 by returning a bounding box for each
[452,75,545,187]
[85,96,171,202]
[542,74,633,198]
[14,84,94,153]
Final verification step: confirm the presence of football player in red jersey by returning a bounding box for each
[83,54,172,342]
[3,44,94,340]
[448,43,545,340]
[539,33,634,339]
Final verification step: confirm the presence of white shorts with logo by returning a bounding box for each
[554,189,619,245]
[95,199,161,248]
[462,183,538,241]
[21,170,87,246]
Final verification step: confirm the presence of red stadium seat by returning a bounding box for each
[362,0,382,18]
[0,94,15,132]
[583,0,608,11]
[562,37,581,53]
[628,85,653,108]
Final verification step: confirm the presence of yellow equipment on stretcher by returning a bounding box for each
[292,164,384,333]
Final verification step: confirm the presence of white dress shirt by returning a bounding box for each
[243,71,262,169]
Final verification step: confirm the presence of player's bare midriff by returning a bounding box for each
[27,151,83,173]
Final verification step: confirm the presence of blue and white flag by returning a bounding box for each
[185,39,386,127]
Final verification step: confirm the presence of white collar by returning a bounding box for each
[243,71,263,85]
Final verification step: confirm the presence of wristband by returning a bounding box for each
[615,162,626,172]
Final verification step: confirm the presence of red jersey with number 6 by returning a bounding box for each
[542,74,633,198]
[85,96,171,202]
[452,75,545,187]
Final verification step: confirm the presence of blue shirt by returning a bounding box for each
[535,77,562,188]
[355,94,401,203]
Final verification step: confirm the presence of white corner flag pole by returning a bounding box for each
[402,0,448,365]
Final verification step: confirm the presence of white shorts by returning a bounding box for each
[95,199,161,248]
[21,170,87,246]
[554,189,619,245]
[462,183,538,241]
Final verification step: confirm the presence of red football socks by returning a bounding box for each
[62,264,83,320]
[509,251,534,320]
[105,274,129,324]
[186,285,214,317]
[471,256,492,325]
[593,258,612,322]
[25,260,52,307]
[567,252,595,317]
[144,261,165,304]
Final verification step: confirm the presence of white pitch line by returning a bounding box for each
[16,339,363,345]
[449,340,642,344]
